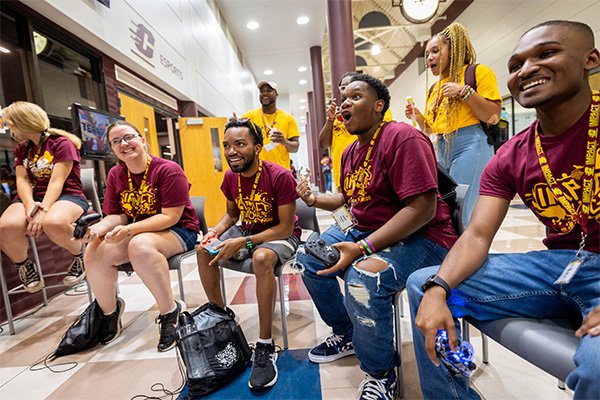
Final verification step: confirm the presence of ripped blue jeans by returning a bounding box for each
[297,224,449,377]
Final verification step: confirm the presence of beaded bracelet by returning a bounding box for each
[460,85,475,101]
[357,241,368,256]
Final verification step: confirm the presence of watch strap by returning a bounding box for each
[422,274,451,300]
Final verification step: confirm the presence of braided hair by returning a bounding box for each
[426,22,477,132]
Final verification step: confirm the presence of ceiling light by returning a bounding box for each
[300,99,307,103]
[0,46,10,54]
[298,79,307,85]
[300,105,306,110]
[246,21,260,30]
[297,16,309,25]
[264,69,273,75]
[371,45,381,55]
[298,66,307,72]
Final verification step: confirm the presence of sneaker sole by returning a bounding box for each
[100,297,125,345]
[248,352,279,390]
[23,277,45,294]
[63,271,86,286]
[308,348,355,363]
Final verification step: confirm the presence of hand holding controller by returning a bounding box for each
[202,238,223,255]
[73,213,102,239]
[304,232,340,267]
[434,329,476,377]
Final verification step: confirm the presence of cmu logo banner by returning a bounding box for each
[129,22,155,67]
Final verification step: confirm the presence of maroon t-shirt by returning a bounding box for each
[103,156,199,233]
[13,135,85,199]
[480,107,599,253]
[340,121,457,250]
[221,161,301,239]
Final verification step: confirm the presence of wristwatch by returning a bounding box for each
[245,236,254,250]
[421,274,451,300]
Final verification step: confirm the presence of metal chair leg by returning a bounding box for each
[481,333,489,364]
[0,254,15,335]
[394,291,405,399]
[558,380,566,390]
[278,273,288,349]
[399,294,405,318]
[219,267,227,306]
[177,267,185,303]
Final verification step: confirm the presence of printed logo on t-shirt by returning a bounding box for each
[25,150,53,180]
[120,181,157,219]
[343,165,372,205]
[525,162,600,233]
[236,190,273,225]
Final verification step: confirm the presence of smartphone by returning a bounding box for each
[29,203,40,218]
[203,239,223,255]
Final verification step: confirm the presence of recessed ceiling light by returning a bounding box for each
[300,99,307,103]
[299,79,307,85]
[0,45,10,54]
[246,21,260,30]
[297,16,309,25]
[297,66,307,72]
[371,45,381,56]
[300,105,306,110]
[264,69,273,75]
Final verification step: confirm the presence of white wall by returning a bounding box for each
[20,0,258,116]
[389,0,600,123]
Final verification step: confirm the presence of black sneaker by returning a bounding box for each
[156,300,184,352]
[358,369,397,400]
[63,254,85,286]
[308,333,355,363]
[17,260,44,293]
[248,341,278,390]
[98,297,125,345]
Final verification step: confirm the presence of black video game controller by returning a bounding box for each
[434,329,476,377]
[304,232,340,267]
[73,213,102,239]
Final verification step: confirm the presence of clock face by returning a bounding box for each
[401,0,440,24]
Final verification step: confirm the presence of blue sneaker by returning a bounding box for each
[358,369,397,400]
[308,333,355,363]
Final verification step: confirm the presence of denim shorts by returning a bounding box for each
[15,194,89,213]
[170,226,198,252]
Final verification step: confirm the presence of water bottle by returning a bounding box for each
[178,312,212,379]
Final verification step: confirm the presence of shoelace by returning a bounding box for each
[358,374,391,400]
[19,263,39,285]
[66,257,84,277]
[325,334,344,347]
[253,345,275,367]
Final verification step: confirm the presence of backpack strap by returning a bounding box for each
[464,64,478,92]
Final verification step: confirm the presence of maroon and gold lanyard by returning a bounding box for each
[126,156,152,221]
[238,160,263,229]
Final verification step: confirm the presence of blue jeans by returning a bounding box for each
[297,224,449,377]
[323,171,332,192]
[436,124,493,227]
[406,250,600,400]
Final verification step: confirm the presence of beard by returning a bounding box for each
[260,97,276,107]
[228,156,255,173]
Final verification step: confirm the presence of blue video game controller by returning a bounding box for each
[434,329,476,377]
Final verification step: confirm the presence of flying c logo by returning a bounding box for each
[129,22,155,67]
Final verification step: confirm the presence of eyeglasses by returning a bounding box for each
[109,133,139,147]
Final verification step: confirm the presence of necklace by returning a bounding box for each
[237,160,263,233]
[261,110,278,136]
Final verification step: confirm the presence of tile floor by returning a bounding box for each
[0,201,574,400]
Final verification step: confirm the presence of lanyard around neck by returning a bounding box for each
[127,156,152,192]
[533,90,599,236]
[237,160,263,226]
[261,110,278,134]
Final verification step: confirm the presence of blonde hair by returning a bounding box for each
[2,101,81,149]
[426,22,477,132]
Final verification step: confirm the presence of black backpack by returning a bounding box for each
[464,64,509,152]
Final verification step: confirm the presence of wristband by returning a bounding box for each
[245,236,254,250]
[364,239,376,254]
[306,196,317,207]
[126,225,132,237]
[357,241,368,256]
[421,274,452,300]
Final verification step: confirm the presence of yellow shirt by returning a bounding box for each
[242,108,300,170]
[331,108,392,189]
[425,64,501,134]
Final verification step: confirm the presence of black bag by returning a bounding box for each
[178,302,252,398]
[51,300,103,360]
[464,64,510,151]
